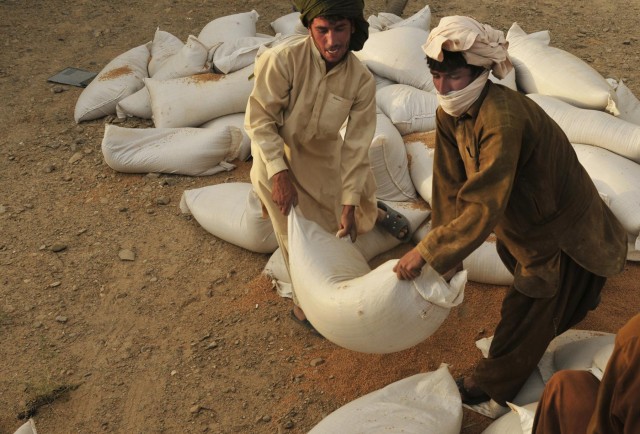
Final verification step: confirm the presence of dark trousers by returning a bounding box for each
[472,250,606,406]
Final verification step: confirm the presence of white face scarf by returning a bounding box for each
[436,70,490,117]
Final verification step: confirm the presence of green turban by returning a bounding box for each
[293,0,369,51]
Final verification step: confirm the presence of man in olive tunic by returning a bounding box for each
[394,16,627,406]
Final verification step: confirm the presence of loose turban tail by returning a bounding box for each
[423,15,513,79]
[293,0,369,51]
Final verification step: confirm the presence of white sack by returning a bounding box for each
[148,28,184,77]
[264,200,431,293]
[627,232,640,262]
[405,139,435,205]
[201,113,251,161]
[376,84,439,135]
[369,112,417,201]
[414,220,513,286]
[146,64,255,128]
[368,5,431,32]
[537,330,615,383]
[197,10,259,47]
[151,35,212,80]
[356,27,434,92]
[117,35,213,120]
[288,208,465,354]
[270,12,307,36]
[528,94,640,163]
[571,143,640,245]
[310,365,462,434]
[212,35,275,74]
[373,73,396,91]
[179,183,278,254]
[101,124,241,176]
[489,68,518,91]
[74,43,150,123]
[116,87,152,119]
[482,402,537,434]
[464,238,513,286]
[506,22,617,114]
[607,78,640,126]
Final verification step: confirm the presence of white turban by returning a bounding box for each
[422,16,513,79]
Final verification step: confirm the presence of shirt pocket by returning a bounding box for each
[315,93,353,140]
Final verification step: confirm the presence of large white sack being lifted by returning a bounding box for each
[145,63,255,128]
[288,208,465,354]
[264,200,432,297]
[74,42,150,123]
[310,365,462,434]
[527,93,640,164]
[506,22,618,114]
[101,124,241,176]
[179,183,278,254]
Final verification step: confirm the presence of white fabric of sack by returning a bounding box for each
[148,29,184,77]
[212,35,276,74]
[356,27,434,92]
[405,139,435,205]
[489,68,518,91]
[368,5,431,32]
[607,78,640,125]
[506,22,618,114]
[310,365,462,434]
[464,238,513,285]
[264,200,432,295]
[197,10,259,47]
[117,35,213,120]
[101,124,241,176]
[146,64,255,128]
[373,73,396,91]
[571,144,640,249]
[537,329,615,384]
[376,84,439,135]
[287,207,466,354]
[12,419,38,434]
[481,402,537,434]
[270,12,307,36]
[179,183,278,254]
[74,43,150,123]
[627,232,640,262]
[116,87,152,119]
[152,35,212,80]
[369,112,417,201]
[528,94,640,163]
[201,113,251,161]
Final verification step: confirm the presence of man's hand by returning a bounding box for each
[393,248,426,280]
[271,170,298,216]
[336,205,357,242]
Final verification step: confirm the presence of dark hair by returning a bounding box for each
[427,50,485,76]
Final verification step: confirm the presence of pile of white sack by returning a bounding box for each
[76,6,640,352]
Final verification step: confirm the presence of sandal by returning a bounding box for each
[377,201,411,242]
[290,309,321,336]
[455,377,491,405]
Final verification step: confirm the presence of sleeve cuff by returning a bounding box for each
[266,158,288,180]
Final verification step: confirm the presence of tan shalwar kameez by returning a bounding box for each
[417,81,627,405]
[245,35,378,274]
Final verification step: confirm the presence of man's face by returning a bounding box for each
[430,67,477,95]
[308,17,353,68]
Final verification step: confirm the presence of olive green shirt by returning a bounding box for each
[417,82,627,297]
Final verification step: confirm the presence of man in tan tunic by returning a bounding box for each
[246,0,409,328]
[394,16,627,406]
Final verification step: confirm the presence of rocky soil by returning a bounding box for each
[1,1,638,433]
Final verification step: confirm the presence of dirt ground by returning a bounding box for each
[1,1,639,433]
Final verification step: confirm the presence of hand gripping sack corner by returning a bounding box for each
[287,208,465,354]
